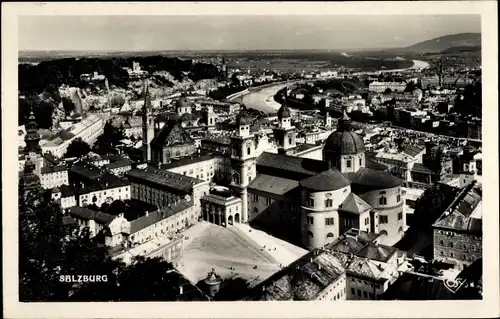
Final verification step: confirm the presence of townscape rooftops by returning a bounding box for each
[433,182,482,234]
[299,168,351,192]
[126,167,203,194]
[41,164,68,174]
[357,243,398,263]
[402,144,426,157]
[70,163,103,180]
[104,159,133,170]
[411,163,435,175]
[69,206,117,226]
[129,200,193,234]
[73,173,129,194]
[247,249,346,301]
[248,174,300,196]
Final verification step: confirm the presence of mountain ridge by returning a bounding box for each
[396,32,481,53]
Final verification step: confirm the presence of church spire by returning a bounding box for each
[142,79,151,121]
[337,107,352,132]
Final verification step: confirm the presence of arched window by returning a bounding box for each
[440,240,444,245]
[379,230,388,237]
[247,147,251,155]
[449,242,454,248]
[175,150,181,157]
[308,231,314,238]
[288,137,292,145]
[326,232,334,238]
[379,197,387,205]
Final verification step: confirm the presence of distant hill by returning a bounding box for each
[395,33,481,53]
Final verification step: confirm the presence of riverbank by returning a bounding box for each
[230,59,431,114]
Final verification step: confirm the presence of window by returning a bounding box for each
[344,219,353,227]
[327,232,334,238]
[325,199,333,208]
[365,217,369,225]
[450,252,455,258]
[307,198,315,207]
[288,137,292,145]
[307,231,314,238]
[359,158,362,166]
[252,194,258,202]
[363,291,368,298]
[398,212,403,220]
[449,242,454,248]
[398,226,403,233]
[379,215,388,224]
[346,159,352,168]
[439,240,444,245]
[325,217,334,226]
[265,197,272,205]
[307,216,314,225]
[397,194,401,202]
[357,289,361,297]
[247,147,251,155]
[379,197,387,205]
[351,288,355,295]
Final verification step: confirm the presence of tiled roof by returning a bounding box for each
[69,206,116,226]
[129,200,193,234]
[326,236,365,255]
[256,152,326,181]
[357,243,397,263]
[59,184,75,197]
[433,182,482,234]
[104,159,133,170]
[70,163,103,180]
[126,167,203,194]
[347,167,402,190]
[365,157,389,171]
[247,249,345,301]
[41,164,68,174]
[411,163,434,174]
[338,193,372,214]
[151,119,194,148]
[248,174,299,196]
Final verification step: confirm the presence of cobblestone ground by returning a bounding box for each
[178,222,302,286]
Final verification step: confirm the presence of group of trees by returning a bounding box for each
[19,189,190,301]
[453,82,482,118]
[94,121,126,155]
[64,138,91,159]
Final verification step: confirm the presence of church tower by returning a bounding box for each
[273,98,296,155]
[23,109,43,176]
[229,109,257,223]
[19,157,41,204]
[324,110,332,129]
[141,79,154,162]
[206,105,216,132]
[221,57,228,79]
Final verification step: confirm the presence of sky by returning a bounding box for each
[19,15,481,51]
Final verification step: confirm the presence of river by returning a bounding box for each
[233,59,430,114]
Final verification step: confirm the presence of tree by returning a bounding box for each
[62,97,76,116]
[404,81,416,93]
[412,184,458,229]
[94,121,125,155]
[384,88,393,94]
[19,189,123,301]
[64,138,91,159]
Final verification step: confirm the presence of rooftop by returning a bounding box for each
[126,167,204,194]
[256,152,326,181]
[247,249,346,301]
[338,193,372,215]
[69,206,116,226]
[299,169,351,192]
[347,167,402,190]
[129,200,194,234]
[248,174,299,197]
[433,182,482,234]
[161,154,215,170]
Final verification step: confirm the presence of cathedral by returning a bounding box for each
[229,102,405,248]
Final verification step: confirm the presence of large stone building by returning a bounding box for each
[432,181,482,271]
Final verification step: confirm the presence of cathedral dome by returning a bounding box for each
[323,131,365,155]
[323,109,364,155]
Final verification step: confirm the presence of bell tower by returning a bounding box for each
[141,79,154,162]
[273,98,296,155]
[23,108,43,176]
[229,109,256,223]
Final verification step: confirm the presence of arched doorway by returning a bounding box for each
[228,215,233,225]
[234,213,240,223]
[209,212,214,223]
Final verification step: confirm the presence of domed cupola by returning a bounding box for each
[277,99,291,121]
[236,109,251,137]
[176,93,192,116]
[323,109,366,174]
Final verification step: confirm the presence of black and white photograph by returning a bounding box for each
[3,1,499,318]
